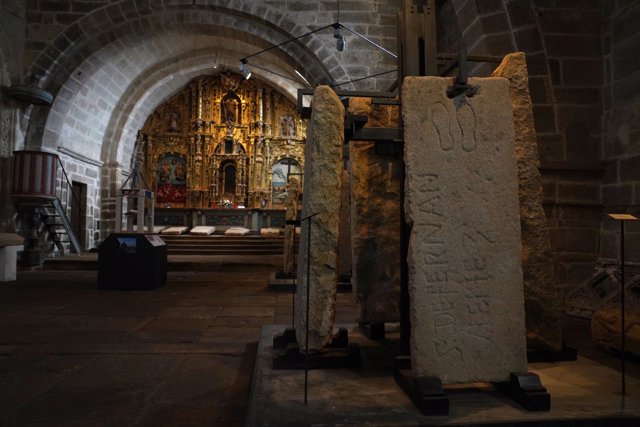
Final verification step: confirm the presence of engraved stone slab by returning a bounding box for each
[403,76,527,383]
[492,53,563,352]
[592,308,640,358]
[348,97,402,323]
[295,86,344,351]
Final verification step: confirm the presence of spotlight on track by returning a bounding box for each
[333,23,346,52]
[239,59,251,79]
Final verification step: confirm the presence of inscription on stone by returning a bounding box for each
[403,77,527,383]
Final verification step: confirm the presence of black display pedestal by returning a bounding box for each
[98,233,167,290]
[359,322,385,340]
[272,327,360,370]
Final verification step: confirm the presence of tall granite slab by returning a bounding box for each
[348,97,402,323]
[295,86,344,351]
[402,76,527,383]
[492,53,563,352]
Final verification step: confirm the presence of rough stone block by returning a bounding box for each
[347,98,401,323]
[403,76,527,383]
[592,308,640,358]
[493,52,563,352]
[348,97,402,323]
[295,86,344,351]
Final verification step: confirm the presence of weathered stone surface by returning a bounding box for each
[337,170,351,281]
[402,76,527,383]
[295,86,344,351]
[592,308,640,358]
[492,52,563,352]
[348,97,402,323]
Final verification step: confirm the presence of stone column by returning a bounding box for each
[492,52,563,352]
[348,98,402,323]
[403,76,527,383]
[295,86,344,351]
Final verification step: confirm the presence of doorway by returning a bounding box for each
[70,181,87,249]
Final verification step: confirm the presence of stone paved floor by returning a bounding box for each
[0,265,355,427]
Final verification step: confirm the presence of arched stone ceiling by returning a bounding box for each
[28,3,351,169]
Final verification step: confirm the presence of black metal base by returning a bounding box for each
[267,272,296,292]
[267,273,351,293]
[272,327,360,370]
[493,372,551,411]
[273,327,349,349]
[394,357,551,415]
[527,342,578,363]
[393,356,449,416]
[337,281,352,293]
[359,322,385,340]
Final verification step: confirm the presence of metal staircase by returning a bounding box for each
[41,198,82,256]
[12,150,82,257]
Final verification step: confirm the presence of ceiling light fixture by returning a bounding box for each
[333,23,346,52]
[239,59,251,79]
[295,70,311,86]
[334,0,345,52]
[237,0,397,87]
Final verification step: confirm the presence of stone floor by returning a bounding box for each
[0,258,355,426]
[1,256,639,426]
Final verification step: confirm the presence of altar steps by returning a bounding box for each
[160,234,296,256]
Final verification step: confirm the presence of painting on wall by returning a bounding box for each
[271,159,301,206]
[156,154,187,204]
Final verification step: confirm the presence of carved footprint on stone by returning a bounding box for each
[457,102,477,152]
[430,103,454,151]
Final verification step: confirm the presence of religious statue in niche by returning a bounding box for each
[280,115,296,138]
[156,154,187,205]
[283,176,301,275]
[271,159,301,205]
[223,96,237,123]
[167,111,180,132]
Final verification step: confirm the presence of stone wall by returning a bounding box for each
[600,1,640,262]
[57,152,102,250]
[0,2,26,233]
[439,0,607,294]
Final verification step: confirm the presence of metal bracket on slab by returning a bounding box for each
[493,372,551,412]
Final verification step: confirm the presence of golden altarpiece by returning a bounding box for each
[140,72,305,220]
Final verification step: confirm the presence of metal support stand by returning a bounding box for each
[621,219,626,396]
[394,356,449,416]
[395,357,550,415]
[304,213,312,404]
[359,322,385,340]
[269,214,360,405]
[493,372,551,411]
[607,213,638,396]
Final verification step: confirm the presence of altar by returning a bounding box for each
[154,207,291,233]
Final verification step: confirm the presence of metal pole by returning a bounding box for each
[304,216,311,405]
[292,228,296,327]
[621,219,626,395]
